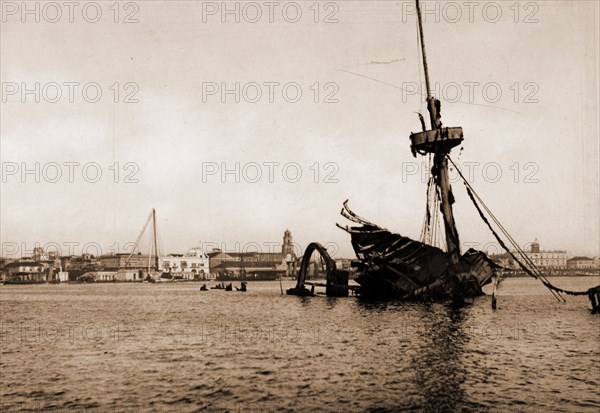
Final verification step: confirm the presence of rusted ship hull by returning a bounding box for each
[338,204,497,300]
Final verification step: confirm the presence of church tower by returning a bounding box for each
[282,229,295,277]
[282,229,294,258]
[531,238,540,253]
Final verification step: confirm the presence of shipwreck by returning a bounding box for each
[288,0,600,311]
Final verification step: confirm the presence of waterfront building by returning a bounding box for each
[567,256,597,270]
[490,240,567,270]
[209,250,288,278]
[161,248,212,280]
[59,254,101,281]
[4,261,46,282]
[526,239,567,269]
[208,230,296,279]
[85,271,117,281]
[116,270,141,281]
[0,247,61,282]
[60,254,98,272]
[74,270,141,282]
[98,253,158,271]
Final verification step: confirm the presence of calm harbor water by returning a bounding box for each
[1,277,599,413]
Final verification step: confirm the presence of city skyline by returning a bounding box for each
[1,230,597,261]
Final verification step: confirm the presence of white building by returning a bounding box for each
[161,248,212,280]
[116,270,140,281]
[567,257,597,270]
[5,261,46,281]
[526,240,567,269]
[93,271,117,281]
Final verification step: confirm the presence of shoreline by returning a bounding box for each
[2,272,600,286]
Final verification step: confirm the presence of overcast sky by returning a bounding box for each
[1,0,598,259]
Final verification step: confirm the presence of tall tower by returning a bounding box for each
[282,229,294,277]
[282,229,294,258]
[531,238,540,253]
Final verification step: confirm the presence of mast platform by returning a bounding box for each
[410,127,463,157]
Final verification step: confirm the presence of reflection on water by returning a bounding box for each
[412,305,468,413]
[0,277,598,412]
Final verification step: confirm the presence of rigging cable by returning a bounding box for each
[446,156,562,300]
[447,155,599,299]
[449,155,563,301]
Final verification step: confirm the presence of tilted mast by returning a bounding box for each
[412,0,462,264]
[122,208,160,274]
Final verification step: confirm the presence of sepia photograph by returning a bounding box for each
[1,1,599,412]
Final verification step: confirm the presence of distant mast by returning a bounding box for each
[412,0,462,263]
[122,208,160,273]
[152,208,159,271]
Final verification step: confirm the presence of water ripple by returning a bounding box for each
[1,277,598,412]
